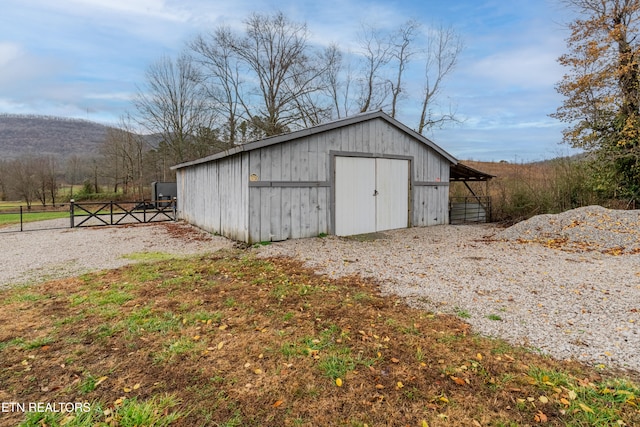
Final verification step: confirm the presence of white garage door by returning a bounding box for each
[335,157,409,236]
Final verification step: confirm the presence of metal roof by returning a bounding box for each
[171,111,458,170]
[171,111,494,182]
[450,162,495,181]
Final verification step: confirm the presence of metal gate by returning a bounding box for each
[70,199,176,228]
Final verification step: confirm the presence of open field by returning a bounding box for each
[1,248,639,426]
[0,211,68,226]
[454,159,607,222]
[0,202,69,227]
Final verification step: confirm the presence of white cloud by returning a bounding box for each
[468,46,563,90]
[40,0,190,23]
[0,42,66,89]
[86,92,133,101]
[0,42,22,67]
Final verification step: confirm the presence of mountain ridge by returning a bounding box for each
[0,114,114,160]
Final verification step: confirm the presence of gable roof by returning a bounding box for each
[171,111,458,170]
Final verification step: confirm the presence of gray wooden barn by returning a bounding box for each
[172,111,485,243]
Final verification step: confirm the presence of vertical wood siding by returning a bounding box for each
[176,154,248,242]
[248,186,329,242]
[178,116,452,243]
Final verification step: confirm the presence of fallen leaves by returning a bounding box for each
[534,410,548,423]
[95,376,108,387]
[450,375,467,386]
[578,402,594,414]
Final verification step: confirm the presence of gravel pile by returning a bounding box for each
[257,210,640,374]
[497,205,640,254]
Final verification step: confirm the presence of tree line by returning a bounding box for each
[132,12,464,170]
[0,117,167,205]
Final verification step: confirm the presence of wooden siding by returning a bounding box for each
[248,186,329,242]
[176,154,249,241]
[247,119,449,183]
[247,117,450,238]
[177,116,452,243]
[413,186,449,226]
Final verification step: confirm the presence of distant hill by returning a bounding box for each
[0,114,114,160]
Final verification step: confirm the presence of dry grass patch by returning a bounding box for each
[0,250,638,426]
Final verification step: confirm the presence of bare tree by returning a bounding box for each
[134,54,216,165]
[318,20,462,127]
[10,157,37,207]
[192,12,334,138]
[0,160,8,201]
[389,21,421,118]
[139,12,463,153]
[357,24,393,112]
[40,156,58,206]
[190,27,244,144]
[417,24,463,134]
[65,155,83,199]
[101,129,125,193]
[31,156,58,206]
[233,12,330,135]
[102,115,149,198]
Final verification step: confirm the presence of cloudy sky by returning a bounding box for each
[1,0,580,161]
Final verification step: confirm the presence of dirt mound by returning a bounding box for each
[496,205,640,254]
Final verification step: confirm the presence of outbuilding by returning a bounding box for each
[172,111,485,243]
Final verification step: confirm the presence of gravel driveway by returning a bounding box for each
[258,206,640,374]
[2,207,639,375]
[0,219,233,289]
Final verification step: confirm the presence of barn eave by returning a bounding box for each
[171,110,458,170]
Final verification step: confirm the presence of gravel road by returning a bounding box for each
[2,207,639,375]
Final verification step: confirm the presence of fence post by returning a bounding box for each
[110,201,114,225]
[20,205,23,232]
[69,199,75,228]
[173,197,177,222]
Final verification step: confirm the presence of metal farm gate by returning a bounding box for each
[70,199,176,228]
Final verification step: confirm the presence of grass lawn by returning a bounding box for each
[0,201,69,226]
[0,250,638,426]
[0,211,69,226]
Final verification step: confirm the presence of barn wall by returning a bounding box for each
[246,117,451,240]
[176,153,249,241]
[247,186,329,242]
